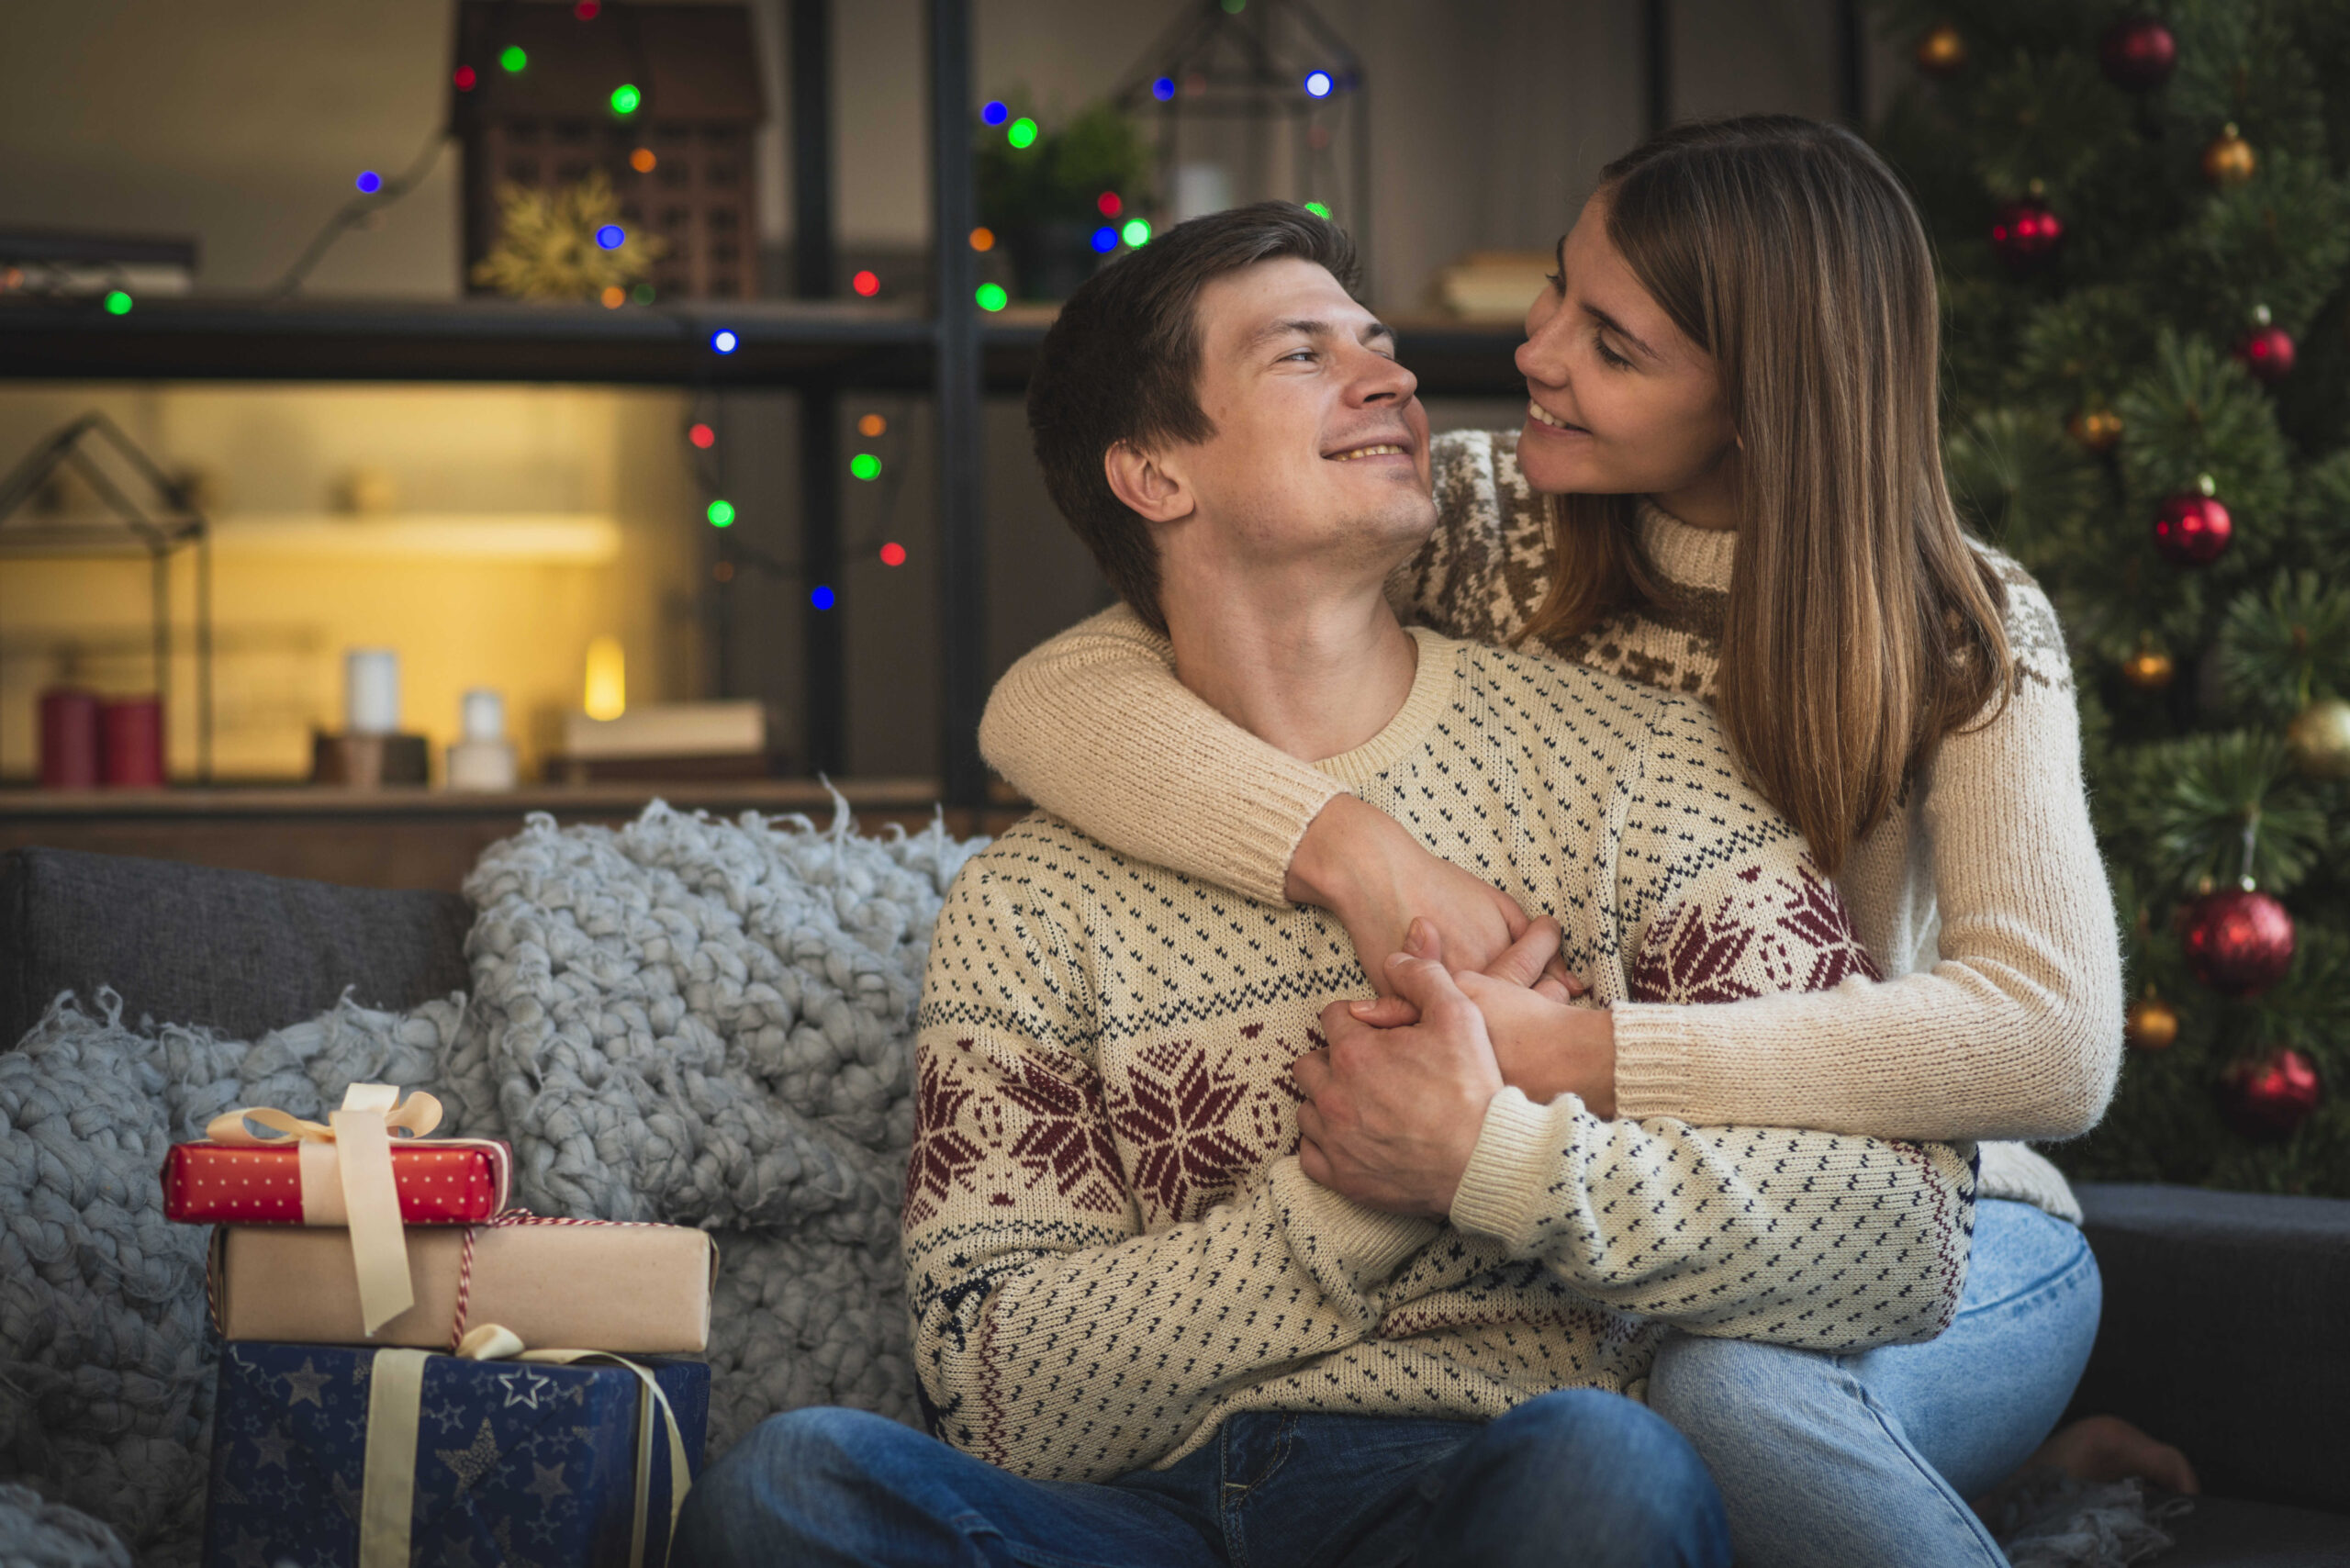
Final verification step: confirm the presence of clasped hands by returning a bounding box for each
[1292,914,1615,1219]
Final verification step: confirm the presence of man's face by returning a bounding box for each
[1165,257,1435,570]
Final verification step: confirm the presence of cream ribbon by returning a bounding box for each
[358,1327,694,1568]
[206,1083,442,1335]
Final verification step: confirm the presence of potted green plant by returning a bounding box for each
[976,94,1151,302]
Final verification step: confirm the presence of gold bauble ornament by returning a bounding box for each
[2120,639,2175,690]
[1916,23,1968,76]
[2285,698,2350,779]
[2203,123,2257,188]
[2124,995,2179,1052]
[2067,408,2124,454]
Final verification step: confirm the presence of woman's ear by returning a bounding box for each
[1104,441,1195,525]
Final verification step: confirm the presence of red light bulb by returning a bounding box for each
[453,64,477,91]
[1097,191,1123,218]
[688,422,716,450]
[575,0,601,17]
[879,542,908,566]
[851,270,880,297]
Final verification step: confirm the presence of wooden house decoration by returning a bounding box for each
[451,1,766,301]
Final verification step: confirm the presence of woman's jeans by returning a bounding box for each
[675,1386,1730,1567]
[1647,1198,2102,1568]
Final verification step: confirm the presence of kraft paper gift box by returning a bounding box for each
[163,1138,512,1226]
[200,1339,709,1568]
[210,1222,717,1354]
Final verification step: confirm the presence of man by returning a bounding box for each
[677,204,1975,1568]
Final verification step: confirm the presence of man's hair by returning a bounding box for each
[1025,201,1361,634]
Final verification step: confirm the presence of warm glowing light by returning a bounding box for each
[499,44,527,73]
[104,290,132,316]
[1304,201,1332,219]
[583,636,625,721]
[631,147,656,173]
[968,227,995,252]
[453,65,477,91]
[600,285,625,308]
[851,269,880,297]
[1096,192,1122,218]
[976,282,1009,311]
[850,454,881,481]
[1091,226,1118,253]
[857,413,887,437]
[711,329,738,353]
[610,83,642,115]
[595,224,625,250]
[1121,218,1151,247]
[356,171,383,194]
[1304,71,1333,97]
[981,101,1009,126]
[879,542,907,566]
[707,498,736,527]
[688,421,716,448]
[1007,118,1038,149]
[811,586,836,610]
[1152,77,1175,102]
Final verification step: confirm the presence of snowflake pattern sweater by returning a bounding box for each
[909,630,1977,1483]
[978,429,2125,1223]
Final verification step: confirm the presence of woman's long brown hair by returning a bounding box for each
[1521,116,2012,874]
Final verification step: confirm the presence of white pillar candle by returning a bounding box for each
[461,689,506,743]
[345,649,400,734]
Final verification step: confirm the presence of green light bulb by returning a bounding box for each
[103,289,134,316]
[707,498,736,528]
[1304,201,1332,219]
[1121,218,1151,247]
[850,454,882,481]
[976,283,1009,312]
[499,44,527,73]
[1007,118,1039,150]
[610,84,641,115]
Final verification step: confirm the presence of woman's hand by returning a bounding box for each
[1287,794,1539,993]
[1352,921,1617,1116]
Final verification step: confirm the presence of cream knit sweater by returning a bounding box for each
[912,631,1976,1483]
[979,429,2124,1222]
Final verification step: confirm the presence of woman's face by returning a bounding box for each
[1515,192,1741,527]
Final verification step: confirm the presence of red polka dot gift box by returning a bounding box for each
[162,1087,509,1227]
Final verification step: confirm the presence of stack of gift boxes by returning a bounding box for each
[162,1086,718,1568]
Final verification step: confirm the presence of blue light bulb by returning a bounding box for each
[595,224,625,250]
[1152,77,1175,102]
[811,586,836,610]
[1091,226,1119,253]
[981,101,1008,126]
[356,171,383,194]
[711,329,739,354]
[1304,71,1332,97]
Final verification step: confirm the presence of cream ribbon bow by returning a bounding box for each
[205,1083,442,1334]
[360,1325,694,1568]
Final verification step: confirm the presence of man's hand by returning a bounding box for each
[1294,923,1505,1218]
[1286,794,1532,995]
[1345,922,1616,1115]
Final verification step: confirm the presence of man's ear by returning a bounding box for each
[1103,441,1195,525]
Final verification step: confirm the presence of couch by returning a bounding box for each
[5,844,2346,1566]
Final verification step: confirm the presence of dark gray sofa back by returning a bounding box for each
[1,846,471,1050]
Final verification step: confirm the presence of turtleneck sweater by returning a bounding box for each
[977,428,2124,1221]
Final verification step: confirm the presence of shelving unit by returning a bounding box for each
[0,0,1528,809]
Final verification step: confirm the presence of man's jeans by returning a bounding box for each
[676,1386,1729,1567]
[1649,1198,2103,1568]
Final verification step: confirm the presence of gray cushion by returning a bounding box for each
[0,847,470,1051]
[2069,1182,2350,1517]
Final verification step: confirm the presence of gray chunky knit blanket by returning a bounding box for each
[0,802,978,1566]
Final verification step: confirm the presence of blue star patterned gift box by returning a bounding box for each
[200,1340,708,1568]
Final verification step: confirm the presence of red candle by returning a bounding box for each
[101,695,166,788]
[39,689,102,789]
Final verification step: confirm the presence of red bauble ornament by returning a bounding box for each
[2220,1048,2322,1139]
[1990,197,2064,273]
[2181,887,2295,996]
[2151,492,2232,566]
[2235,325,2295,384]
[2099,16,2177,90]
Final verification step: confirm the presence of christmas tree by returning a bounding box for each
[1868,0,2350,1193]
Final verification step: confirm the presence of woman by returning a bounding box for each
[980,118,2190,1564]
